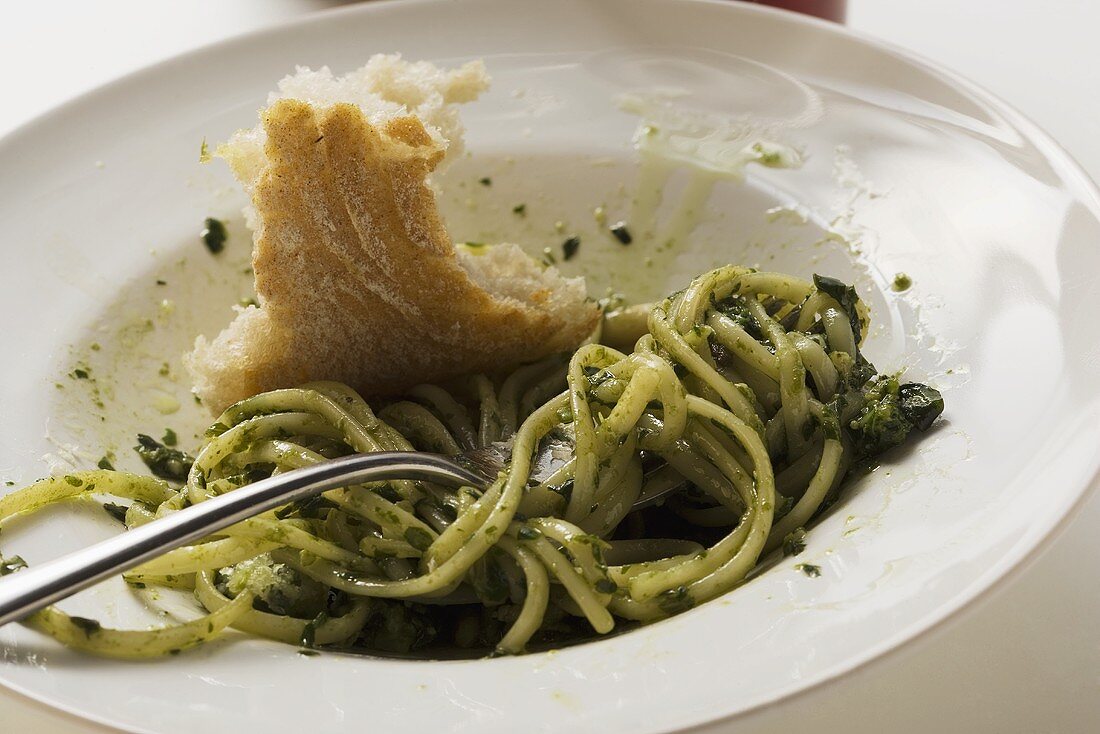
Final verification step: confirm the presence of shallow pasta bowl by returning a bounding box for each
[1,0,1100,732]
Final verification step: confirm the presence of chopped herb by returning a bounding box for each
[512,203,526,216]
[103,502,129,524]
[134,434,194,482]
[657,586,694,615]
[69,616,102,635]
[898,383,944,432]
[155,279,167,286]
[158,362,170,376]
[300,611,329,647]
[404,527,434,551]
[464,241,486,248]
[4,481,14,487]
[375,484,403,503]
[892,272,912,292]
[204,422,229,438]
[782,528,807,557]
[815,402,843,441]
[752,141,783,166]
[201,217,227,255]
[847,376,942,457]
[847,376,910,456]
[796,563,822,578]
[812,274,864,345]
[478,177,492,186]
[298,649,321,657]
[162,428,178,447]
[359,600,437,653]
[562,236,581,261]
[516,526,540,541]
[594,578,617,594]
[199,138,211,163]
[64,475,83,487]
[609,222,632,245]
[0,555,28,576]
[276,495,337,520]
[552,478,575,503]
[72,368,90,380]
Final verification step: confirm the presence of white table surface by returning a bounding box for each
[2,2,1098,732]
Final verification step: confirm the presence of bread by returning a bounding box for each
[218,55,489,198]
[186,56,600,414]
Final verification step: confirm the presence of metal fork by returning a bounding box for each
[0,452,487,628]
[0,447,684,628]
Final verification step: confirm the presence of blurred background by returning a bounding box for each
[3,0,1098,178]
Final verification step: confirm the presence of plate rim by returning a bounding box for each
[1,1,1099,731]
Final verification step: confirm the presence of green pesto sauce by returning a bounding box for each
[609,222,632,245]
[201,217,228,255]
[562,236,581,261]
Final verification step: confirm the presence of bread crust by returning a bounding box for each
[187,100,598,413]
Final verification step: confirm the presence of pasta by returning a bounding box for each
[0,266,943,658]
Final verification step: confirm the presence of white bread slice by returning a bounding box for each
[186,58,599,414]
[219,55,488,197]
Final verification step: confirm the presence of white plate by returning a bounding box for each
[2,0,1099,732]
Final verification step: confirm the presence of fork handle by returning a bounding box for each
[0,452,486,628]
